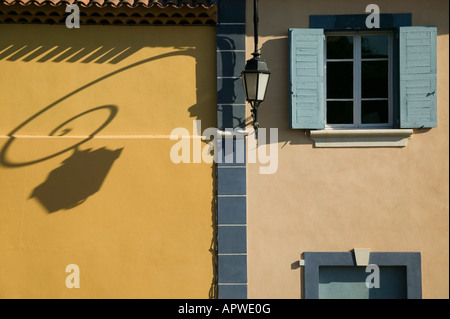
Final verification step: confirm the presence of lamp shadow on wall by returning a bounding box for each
[0,41,200,213]
[30,147,123,213]
[1,103,123,214]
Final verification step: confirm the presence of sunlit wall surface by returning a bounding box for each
[0,24,217,298]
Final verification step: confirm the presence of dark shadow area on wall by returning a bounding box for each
[214,35,247,130]
[0,24,215,65]
[31,147,123,213]
[0,36,142,65]
[0,25,174,65]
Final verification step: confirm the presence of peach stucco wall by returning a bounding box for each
[246,0,449,299]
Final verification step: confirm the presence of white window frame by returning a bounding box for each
[324,30,394,129]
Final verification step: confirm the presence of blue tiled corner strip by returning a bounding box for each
[216,0,248,300]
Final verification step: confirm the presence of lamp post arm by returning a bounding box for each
[254,0,259,54]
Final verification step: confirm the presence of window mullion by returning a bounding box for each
[388,32,394,127]
[354,35,362,128]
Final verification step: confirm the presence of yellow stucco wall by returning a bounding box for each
[246,0,449,299]
[0,24,216,298]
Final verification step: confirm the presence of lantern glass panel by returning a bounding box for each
[243,72,258,101]
[257,73,270,101]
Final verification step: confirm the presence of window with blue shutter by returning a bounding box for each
[289,14,438,131]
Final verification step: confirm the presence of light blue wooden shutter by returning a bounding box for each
[399,27,438,128]
[289,29,325,129]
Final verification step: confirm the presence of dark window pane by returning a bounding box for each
[327,62,353,99]
[327,36,353,59]
[362,100,389,124]
[362,35,389,59]
[362,61,388,98]
[327,101,354,124]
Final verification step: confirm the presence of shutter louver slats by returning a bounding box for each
[289,28,325,129]
[400,26,438,128]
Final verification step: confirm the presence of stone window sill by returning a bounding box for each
[309,129,414,148]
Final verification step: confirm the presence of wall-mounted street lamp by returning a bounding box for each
[241,0,270,136]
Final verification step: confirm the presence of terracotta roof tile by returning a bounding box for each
[0,0,216,7]
[0,0,217,25]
